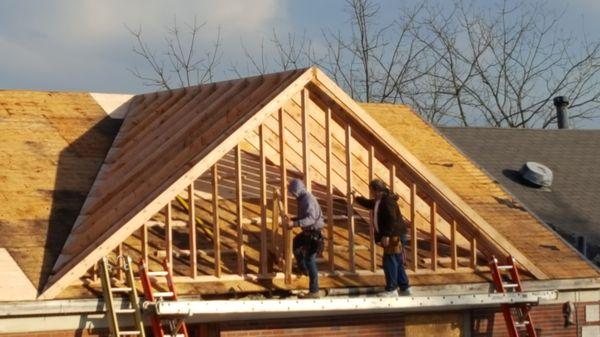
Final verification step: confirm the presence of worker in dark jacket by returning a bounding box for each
[285,179,324,299]
[355,179,411,297]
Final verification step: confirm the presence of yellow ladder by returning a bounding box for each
[99,256,146,337]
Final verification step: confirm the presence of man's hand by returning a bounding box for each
[283,215,294,229]
[381,236,390,247]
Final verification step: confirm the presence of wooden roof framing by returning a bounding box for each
[40,67,549,299]
[363,103,599,280]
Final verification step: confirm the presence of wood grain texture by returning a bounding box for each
[0,90,120,292]
[22,67,596,300]
[42,68,311,298]
[363,102,598,280]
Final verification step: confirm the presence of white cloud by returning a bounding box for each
[0,0,288,92]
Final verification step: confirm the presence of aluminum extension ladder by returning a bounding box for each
[490,255,538,337]
[99,256,146,337]
[139,258,189,337]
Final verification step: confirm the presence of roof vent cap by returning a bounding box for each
[519,162,553,187]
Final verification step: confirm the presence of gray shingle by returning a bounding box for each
[439,127,600,254]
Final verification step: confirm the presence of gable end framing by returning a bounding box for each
[40,67,546,299]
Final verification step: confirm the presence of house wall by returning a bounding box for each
[472,302,600,337]
[0,329,108,337]
[1,302,599,337]
[187,303,598,337]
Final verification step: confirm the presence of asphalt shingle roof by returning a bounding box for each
[439,127,600,249]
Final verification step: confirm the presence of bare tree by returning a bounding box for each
[409,0,600,127]
[128,1,600,128]
[127,17,222,90]
[317,0,431,105]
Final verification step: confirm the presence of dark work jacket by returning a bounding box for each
[355,191,407,242]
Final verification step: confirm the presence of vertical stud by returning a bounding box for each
[165,202,173,276]
[326,107,335,272]
[470,236,477,269]
[141,224,148,264]
[301,89,311,192]
[345,124,355,272]
[451,219,458,270]
[259,124,268,276]
[389,163,396,194]
[368,146,376,272]
[235,145,245,276]
[410,183,418,271]
[188,184,197,278]
[212,164,221,277]
[278,108,288,214]
[430,201,437,271]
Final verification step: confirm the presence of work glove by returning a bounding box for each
[400,234,410,247]
[381,236,390,247]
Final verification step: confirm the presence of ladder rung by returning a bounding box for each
[115,308,136,314]
[147,271,169,277]
[498,265,513,270]
[503,283,519,288]
[119,331,141,336]
[153,291,174,298]
[514,321,530,328]
[111,287,133,292]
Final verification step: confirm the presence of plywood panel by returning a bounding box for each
[404,312,463,337]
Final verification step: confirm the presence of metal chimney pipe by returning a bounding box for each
[553,96,570,129]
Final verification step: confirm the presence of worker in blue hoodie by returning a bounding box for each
[285,179,324,299]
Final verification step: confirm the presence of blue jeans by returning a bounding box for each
[382,253,409,291]
[294,250,319,293]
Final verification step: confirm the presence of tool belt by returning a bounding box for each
[382,236,403,254]
[295,229,324,255]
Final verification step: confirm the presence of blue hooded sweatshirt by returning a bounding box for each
[288,179,324,230]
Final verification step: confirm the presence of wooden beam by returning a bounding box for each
[279,108,292,283]
[345,124,355,272]
[212,164,221,278]
[369,145,376,272]
[278,108,288,214]
[117,244,123,280]
[235,145,244,276]
[141,224,148,264]
[410,183,418,271]
[430,201,437,271]
[188,184,197,278]
[92,263,98,283]
[389,163,396,193]
[259,124,268,276]
[165,202,173,275]
[326,107,335,272]
[451,219,458,270]
[39,68,315,300]
[311,67,548,279]
[470,236,477,269]
[301,89,311,191]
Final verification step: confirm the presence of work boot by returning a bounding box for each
[293,266,308,277]
[299,291,321,299]
[398,287,412,296]
[377,290,398,297]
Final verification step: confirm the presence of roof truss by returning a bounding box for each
[39,67,545,299]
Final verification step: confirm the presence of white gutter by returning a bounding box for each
[148,291,557,322]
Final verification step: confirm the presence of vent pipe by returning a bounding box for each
[553,96,570,129]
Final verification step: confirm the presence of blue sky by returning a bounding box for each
[1,0,600,96]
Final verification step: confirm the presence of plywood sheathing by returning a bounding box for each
[0,90,121,293]
[42,69,312,299]
[362,103,599,279]
[39,67,576,299]
[0,248,37,300]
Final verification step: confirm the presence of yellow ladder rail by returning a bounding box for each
[99,256,146,337]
